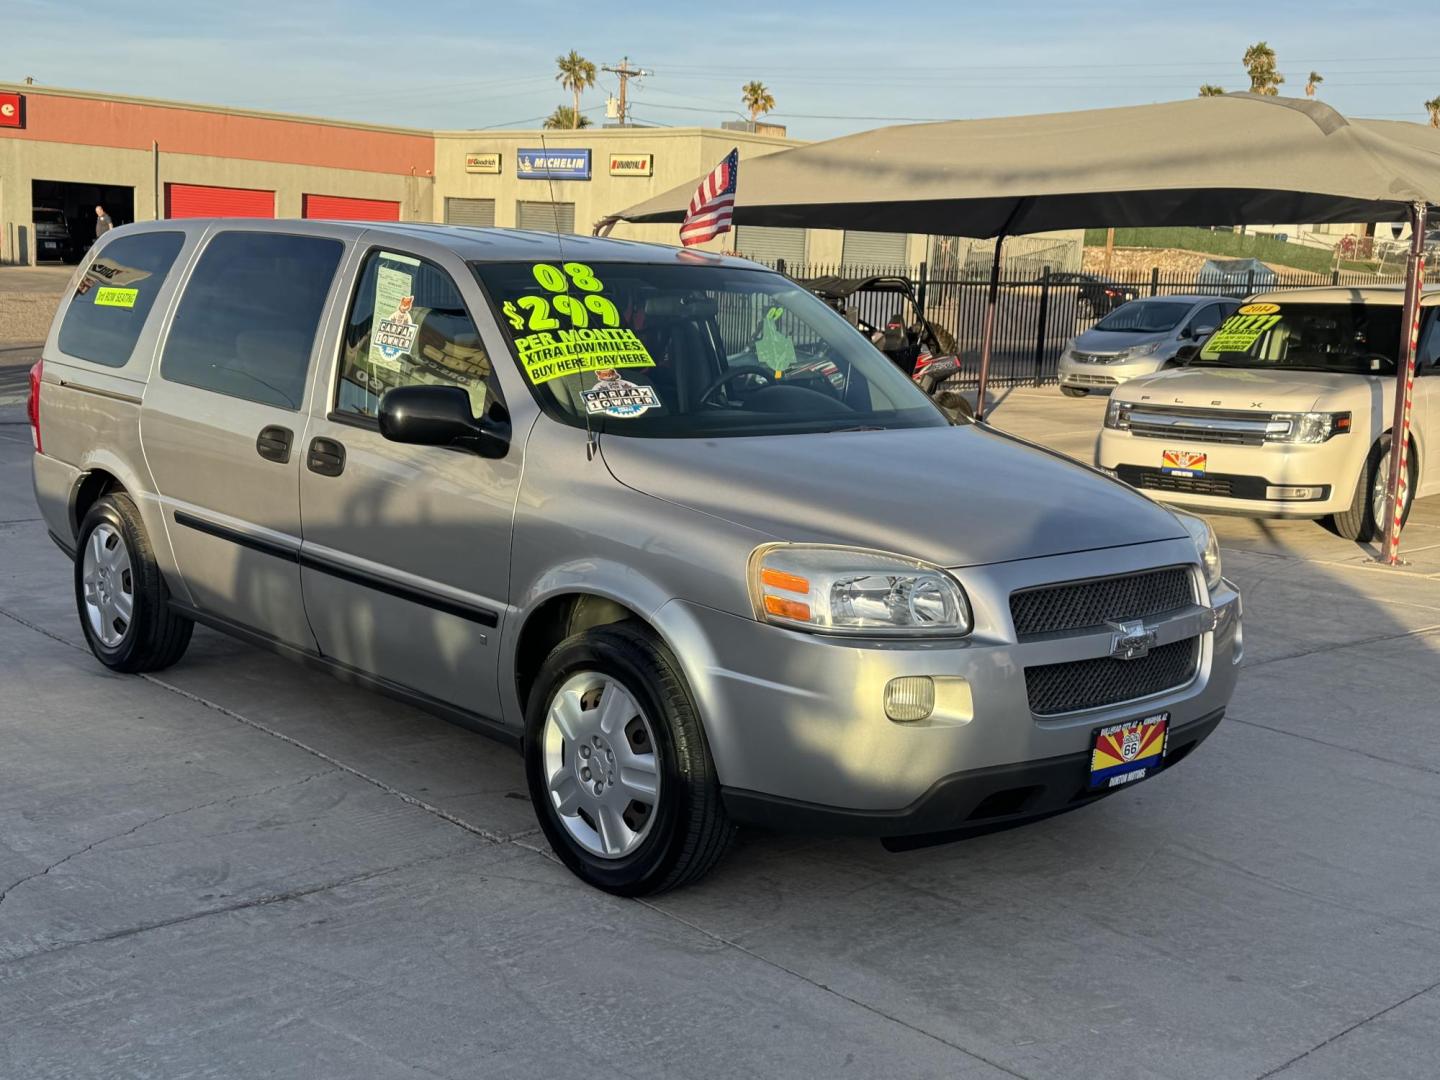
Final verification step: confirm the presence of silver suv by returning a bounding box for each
[28,220,1242,893]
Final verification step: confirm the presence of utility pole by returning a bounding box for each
[601,57,652,126]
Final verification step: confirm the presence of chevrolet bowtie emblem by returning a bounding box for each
[1109,619,1157,661]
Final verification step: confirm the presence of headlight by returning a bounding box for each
[1171,510,1222,593]
[749,544,972,637]
[1124,341,1163,357]
[1266,411,1351,444]
[1105,398,1133,430]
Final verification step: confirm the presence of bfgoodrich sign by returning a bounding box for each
[517,149,591,180]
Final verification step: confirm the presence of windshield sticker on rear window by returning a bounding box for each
[580,369,661,418]
[756,306,797,375]
[1238,302,1280,315]
[1206,311,1282,353]
[75,258,152,297]
[92,286,138,309]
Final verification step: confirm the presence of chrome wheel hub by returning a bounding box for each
[1373,455,1407,528]
[81,523,134,648]
[542,671,660,860]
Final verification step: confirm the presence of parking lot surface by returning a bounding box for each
[3,389,1439,1079]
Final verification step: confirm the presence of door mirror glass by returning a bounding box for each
[378,385,510,458]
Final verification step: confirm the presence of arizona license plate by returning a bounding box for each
[1089,713,1169,791]
[1162,449,1207,477]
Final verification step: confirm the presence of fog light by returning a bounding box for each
[1265,485,1326,501]
[884,676,935,722]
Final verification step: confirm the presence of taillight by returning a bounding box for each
[27,360,42,453]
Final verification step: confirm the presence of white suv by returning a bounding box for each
[1097,286,1440,541]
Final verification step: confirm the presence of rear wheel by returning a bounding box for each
[1332,437,1414,543]
[75,493,193,672]
[1060,385,1089,398]
[525,622,733,895]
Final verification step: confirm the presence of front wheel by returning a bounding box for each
[1331,437,1414,543]
[524,622,734,895]
[1060,385,1089,398]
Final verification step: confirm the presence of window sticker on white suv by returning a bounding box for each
[1206,310,1283,353]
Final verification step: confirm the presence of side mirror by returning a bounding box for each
[1192,325,1217,339]
[378,385,510,459]
[933,389,975,424]
[1174,344,1201,364]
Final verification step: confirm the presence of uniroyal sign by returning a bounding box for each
[0,93,24,129]
[609,153,653,177]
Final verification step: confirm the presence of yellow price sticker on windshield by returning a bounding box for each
[94,286,139,309]
[1207,312,1281,353]
[517,328,655,384]
[1238,302,1279,315]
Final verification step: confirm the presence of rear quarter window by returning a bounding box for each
[57,231,186,369]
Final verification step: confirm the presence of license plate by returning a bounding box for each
[1162,449,1206,477]
[1089,712,1169,791]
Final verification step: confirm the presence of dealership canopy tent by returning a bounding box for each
[599,94,1440,561]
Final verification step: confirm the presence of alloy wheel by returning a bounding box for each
[81,523,134,647]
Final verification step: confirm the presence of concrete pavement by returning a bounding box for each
[2,397,1439,1079]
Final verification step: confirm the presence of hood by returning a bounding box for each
[600,425,1187,568]
[1117,366,1370,412]
[1072,327,1174,354]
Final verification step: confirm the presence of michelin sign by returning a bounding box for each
[517,149,592,181]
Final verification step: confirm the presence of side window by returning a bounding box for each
[335,249,497,420]
[1189,303,1226,335]
[1419,311,1440,372]
[160,231,343,410]
[57,231,186,368]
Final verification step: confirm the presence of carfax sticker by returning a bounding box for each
[369,256,420,369]
[580,369,660,417]
[93,286,139,308]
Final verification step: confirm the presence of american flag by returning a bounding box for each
[679,148,738,247]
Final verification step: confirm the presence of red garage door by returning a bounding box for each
[302,194,401,221]
[165,183,274,219]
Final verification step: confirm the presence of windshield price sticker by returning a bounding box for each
[369,254,420,370]
[505,261,656,383]
[93,286,139,309]
[1238,302,1280,315]
[1207,311,1282,353]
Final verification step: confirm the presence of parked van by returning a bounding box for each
[1057,295,1239,396]
[1098,286,1438,541]
[29,221,1241,893]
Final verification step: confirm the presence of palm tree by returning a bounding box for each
[1305,71,1324,98]
[1426,96,1440,128]
[741,81,776,123]
[1243,41,1284,96]
[1198,84,1226,97]
[543,105,591,130]
[554,50,596,129]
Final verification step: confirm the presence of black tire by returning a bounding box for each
[75,493,193,672]
[1060,385,1089,398]
[524,621,734,895]
[1331,436,1414,543]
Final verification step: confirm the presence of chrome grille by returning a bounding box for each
[1124,407,1283,446]
[1024,640,1199,716]
[1127,421,1261,446]
[1010,567,1194,637]
[1066,372,1119,386]
[1072,351,1121,364]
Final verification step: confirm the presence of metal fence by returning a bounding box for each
[771,259,1434,389]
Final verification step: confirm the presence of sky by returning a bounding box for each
[7,0,1439,138]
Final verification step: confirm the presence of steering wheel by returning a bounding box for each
[698,364,778,405]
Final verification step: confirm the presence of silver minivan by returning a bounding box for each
[29,221,1242,893]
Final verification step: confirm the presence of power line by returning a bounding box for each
[600,57,653,126]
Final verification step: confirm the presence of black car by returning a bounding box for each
[1048,272,1136,317]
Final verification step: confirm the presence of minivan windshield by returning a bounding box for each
[1195,302,1402,375]
[471,260,947,438]
[1092,300,1193,334]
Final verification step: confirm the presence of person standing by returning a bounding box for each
[94,205,114,239]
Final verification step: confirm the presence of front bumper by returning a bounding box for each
[659,537,1240,829]
[1097,427,1366,517]
[1058,352,1167,389]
